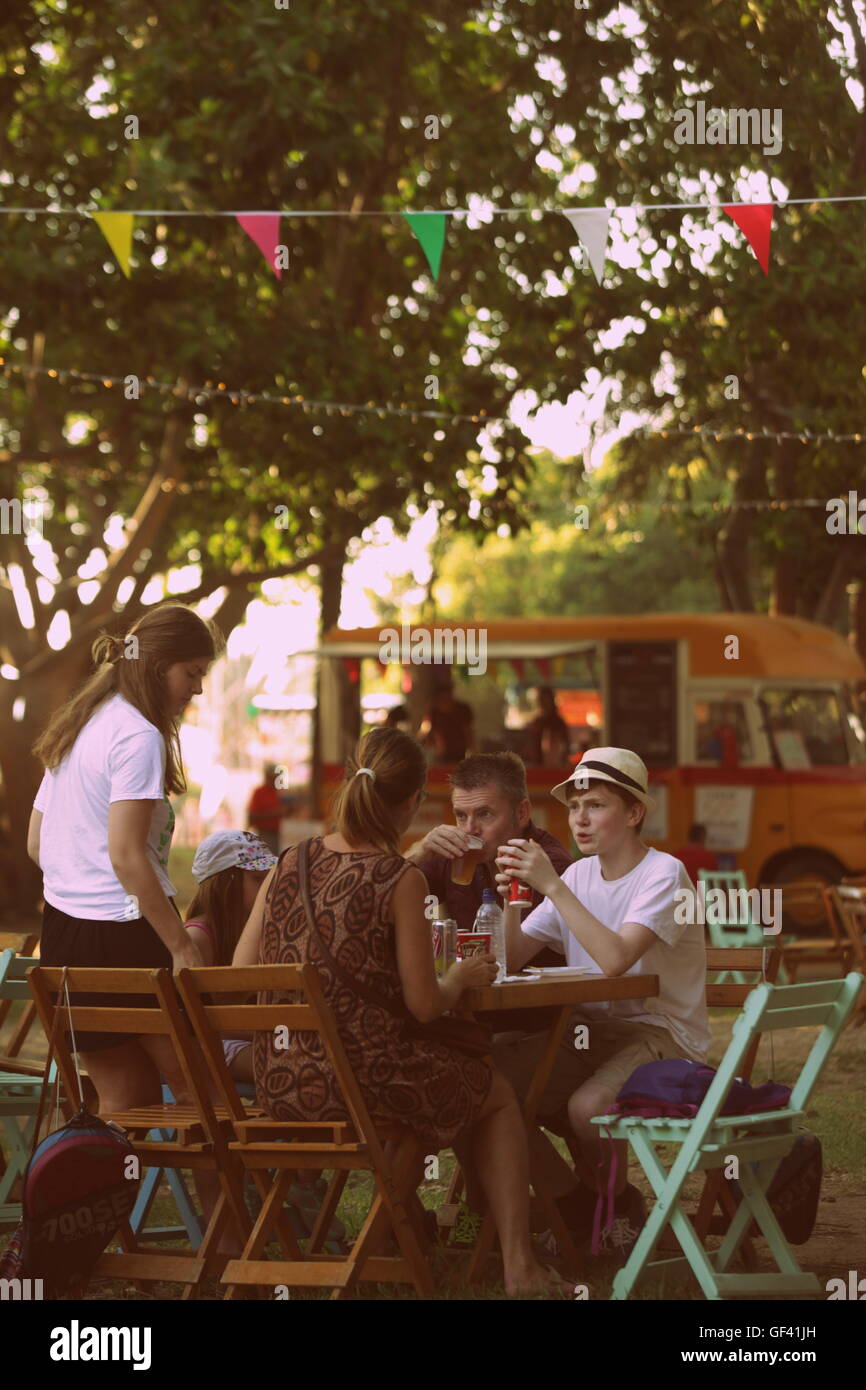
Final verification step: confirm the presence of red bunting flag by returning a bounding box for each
[722,202,773,275]
[236,214,284,279]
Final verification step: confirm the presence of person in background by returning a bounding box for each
[672,823,718,887]
[384,703,413,734]
[524,687,570,767]
[234,726,572,1296]
[247,763,285,855]
[418,686,474,764]
[184,829,276,1083]
[27,601,220,1113]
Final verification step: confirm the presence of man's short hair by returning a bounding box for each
[449,752,529,807]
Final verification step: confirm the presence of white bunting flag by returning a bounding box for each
[561,208,612,285]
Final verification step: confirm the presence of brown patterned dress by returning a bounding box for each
[254,837,494,1147]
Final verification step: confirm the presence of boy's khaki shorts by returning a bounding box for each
[492,1009,693,1118]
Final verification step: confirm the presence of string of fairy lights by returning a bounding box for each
[1,354,862,512]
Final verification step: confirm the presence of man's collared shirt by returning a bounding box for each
[414,820,572,932]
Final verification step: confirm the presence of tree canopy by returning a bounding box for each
[3,0,866,908]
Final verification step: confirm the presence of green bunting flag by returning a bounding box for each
[402,211,446,280]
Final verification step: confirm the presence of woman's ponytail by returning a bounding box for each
[331,728,426,854]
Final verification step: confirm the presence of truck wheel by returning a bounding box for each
[762,852,845,933]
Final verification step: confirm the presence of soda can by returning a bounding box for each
[442,917,458,970]
[509,878,533,910]
[431,921,445,977]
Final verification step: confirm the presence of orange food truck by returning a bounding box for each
[317,614,866,896]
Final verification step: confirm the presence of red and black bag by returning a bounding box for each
[0,969,141,1297]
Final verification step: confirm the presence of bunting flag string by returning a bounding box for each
[2,356,866,448]
[4,188,866,281]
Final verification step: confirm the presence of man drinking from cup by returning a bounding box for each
[406,751,572,932]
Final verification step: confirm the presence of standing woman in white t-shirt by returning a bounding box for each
[27,601,222,1114]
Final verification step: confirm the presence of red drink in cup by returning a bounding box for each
[509,878,533,910]
[456,931,492,960]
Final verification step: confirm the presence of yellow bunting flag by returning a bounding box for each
[91,212,134,277]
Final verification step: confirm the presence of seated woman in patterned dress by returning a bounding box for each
[233,726,570,1296]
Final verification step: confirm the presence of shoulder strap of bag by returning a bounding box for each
[29,965,73,1157]
[297,838,410,1021]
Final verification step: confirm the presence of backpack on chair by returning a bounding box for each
[0,968,141,1297]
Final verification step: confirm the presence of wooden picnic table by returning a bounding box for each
[454,971,660,1279]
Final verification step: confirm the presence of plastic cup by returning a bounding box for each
[456,932,492,959]
[450,835,485,886]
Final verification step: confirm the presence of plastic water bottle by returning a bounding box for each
[473,889,506,984]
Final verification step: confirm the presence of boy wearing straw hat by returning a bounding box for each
[494,747,709,1256]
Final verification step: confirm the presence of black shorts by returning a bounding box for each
[39,900,174,1053]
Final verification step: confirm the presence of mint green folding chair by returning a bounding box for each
[592,971,863,1300]
[698,870,788,983]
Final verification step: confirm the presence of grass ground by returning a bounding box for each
[3,998,863,1301]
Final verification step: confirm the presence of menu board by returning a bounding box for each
[607,641,678,768]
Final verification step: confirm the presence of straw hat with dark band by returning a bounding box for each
[550,746,656,812]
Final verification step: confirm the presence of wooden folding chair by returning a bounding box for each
[176,963,436,1300]
[824,887,866,1022]
[592,970,864,1299]
[27,965,254,1297]
[770,884,851,983]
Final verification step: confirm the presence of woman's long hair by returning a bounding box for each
[32,601,223,795]
[184,867,245,966]
[330,727,427,855]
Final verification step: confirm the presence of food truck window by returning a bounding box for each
[693,697,753,765]
[759,688,850,768]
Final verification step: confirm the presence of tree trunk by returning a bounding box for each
[813,543,853,627]
[770,553,797,615]
[311,551,347,817]
[0,643,91,917]
[715,507,754,611]
[849,580,866,665]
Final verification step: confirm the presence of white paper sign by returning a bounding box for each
[643,784,669,842]
[695,786,755,851]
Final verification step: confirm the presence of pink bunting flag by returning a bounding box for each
[722,203,773,275]
[236,214,284,279]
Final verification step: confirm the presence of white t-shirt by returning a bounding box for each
[33,693,176,921]
[522,846,709,1059]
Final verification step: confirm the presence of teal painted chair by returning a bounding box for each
[0,949,53,1227]
[592,970,863,1300]
[697,870,788,983]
